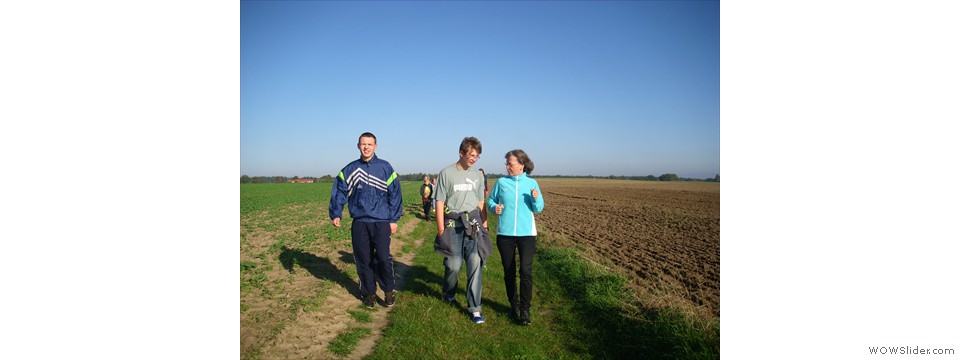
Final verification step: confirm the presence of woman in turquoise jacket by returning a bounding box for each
[487,149,544,325]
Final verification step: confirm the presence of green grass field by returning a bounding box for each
[241,181,718,359]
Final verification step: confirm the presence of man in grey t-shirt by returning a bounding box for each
[435,136,488,324]
[435,163,483,215]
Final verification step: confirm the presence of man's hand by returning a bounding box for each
[332,218,341,227]
[390,222,398,234]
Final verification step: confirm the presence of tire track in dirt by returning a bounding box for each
[257,214,424,359]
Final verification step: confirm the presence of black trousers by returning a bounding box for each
[496,235,536,310]
[422,201,432,219]
[351,221,395,297]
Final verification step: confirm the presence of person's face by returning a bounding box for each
[459,148,479,168]
[505,155,523,176]
[424,177,430,184]
[358,136,377,160]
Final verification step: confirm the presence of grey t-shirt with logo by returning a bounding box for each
[435,163,484,213]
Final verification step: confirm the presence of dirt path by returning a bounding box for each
[256,216,425,359]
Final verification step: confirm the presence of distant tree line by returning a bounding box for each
[242,173,718,184]
[397,173,437,182]
[240,175,334,184]
[482,173,719,182]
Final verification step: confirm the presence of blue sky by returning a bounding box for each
[241,1,719,178]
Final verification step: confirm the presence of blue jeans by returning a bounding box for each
[442,225,483,313]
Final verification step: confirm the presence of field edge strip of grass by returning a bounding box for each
[536,245,720,359]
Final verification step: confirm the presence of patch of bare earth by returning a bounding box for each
[245,209,423,360]
[535,179,720,319]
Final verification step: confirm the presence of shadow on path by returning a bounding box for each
[280,246,361,299]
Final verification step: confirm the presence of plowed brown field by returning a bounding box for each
[534,179,720,317]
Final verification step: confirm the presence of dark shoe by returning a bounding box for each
[363,294,376,308]
[385,291,396,307]
[519,309,531,325]
[510,299,520,320]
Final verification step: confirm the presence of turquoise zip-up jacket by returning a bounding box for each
[487,172,544,236]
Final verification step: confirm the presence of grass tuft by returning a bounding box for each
[348,309,373,323]
[327,327,372,357]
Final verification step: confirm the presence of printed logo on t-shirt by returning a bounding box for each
[454,177,478,192]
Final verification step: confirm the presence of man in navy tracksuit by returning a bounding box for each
[329,132,403,308]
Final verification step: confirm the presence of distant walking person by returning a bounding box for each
[420,176,434,220]
[431,177,438,216]
[487,149,544,325]
[329,132,403,308]
[478,168,489,229]
[478,168,490,197]
[434,137,491,324]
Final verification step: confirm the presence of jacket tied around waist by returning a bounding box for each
[433,208,492,265]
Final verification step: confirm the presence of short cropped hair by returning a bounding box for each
[459,137,482,155]
[359,132,377,144]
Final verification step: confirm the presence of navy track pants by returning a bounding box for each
[351,221,395,297]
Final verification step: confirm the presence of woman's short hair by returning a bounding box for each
[506,149,534,174]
